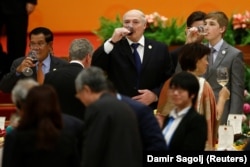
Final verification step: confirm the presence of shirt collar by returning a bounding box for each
[70,60,85,68]
[126,36,145,47]
[38,54,51,68]
[209,39,224,52]
[169,106,191,119]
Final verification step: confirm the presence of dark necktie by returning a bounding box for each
[131,43,142,74]
[210,48,216,65]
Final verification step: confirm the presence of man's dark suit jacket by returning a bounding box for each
[92,38,173,109]
[120,94,167,151]
[62,113,84,156]
[2,129,80,167]
[163,106,207,151]
[0,55,68,93]
[83,93,142,167]
[44,63,85,121]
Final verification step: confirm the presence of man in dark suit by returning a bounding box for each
[0,0,37,75]
[107,80,167,151]
[44,38,93,121]
[75,66,142,167]
[92,9,173,110]
[162,71,207,151]
[0,27,69,93]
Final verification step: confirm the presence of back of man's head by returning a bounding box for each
[11,78,39,109]
[75,66,108,93]
[69,38,93,61]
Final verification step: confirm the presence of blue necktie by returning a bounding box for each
[163,116,175,135]
[131,43,142,74]
[163,116,175,149]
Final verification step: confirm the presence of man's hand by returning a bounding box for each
[110,27,132,43]
[132,89,157,106]
[16,57,36,73]
[26,3,36,15]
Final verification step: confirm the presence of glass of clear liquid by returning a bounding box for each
[22,50,38,76]
[196,26,207,35]
[217,67,229,87]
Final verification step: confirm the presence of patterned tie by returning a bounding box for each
[131,43,142,74]
[37,62,44,84]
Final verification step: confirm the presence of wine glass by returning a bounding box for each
[217,67,229,87]
[196,26,207,35]
[22,50,38,76]
[124,25,134,35]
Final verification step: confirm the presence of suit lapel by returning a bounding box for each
[120,38,136,67]
[213,43,228,67]
[141,39,153,71]
[206,42,228,79]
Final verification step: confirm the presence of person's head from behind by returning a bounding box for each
[204,11,228,42]
[169,71,199,110]
[69,38,94,67]
[28,27,54,62]
[123,9,147,42]
[11,78,39,112]
[18,85,63,150]
[75,66,108,106]
[179,42,210,75]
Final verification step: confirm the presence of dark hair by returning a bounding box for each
[186,11,206,27]
[18,85,63,150]
[179,43,210,71]
[170,71,199,106]
[29,27,54,43]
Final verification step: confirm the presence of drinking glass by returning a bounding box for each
[22,50,38,76]
[217,67,229,87]
[125,25,134,35]
[196,26,207,35]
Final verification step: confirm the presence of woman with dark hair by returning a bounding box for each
[2,85,80,167]
[156,43,230,150]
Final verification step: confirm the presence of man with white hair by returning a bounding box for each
[92,9,173,110]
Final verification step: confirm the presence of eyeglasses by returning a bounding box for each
[29,42,47,49]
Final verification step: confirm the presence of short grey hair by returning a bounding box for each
[11,78,39,105]
[69,38,94,60]
[123,9,147,24]
[75,66,108,93]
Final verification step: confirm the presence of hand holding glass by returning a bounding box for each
[196,26,207,35]
[22,50,38,76]
[217,67,229,87]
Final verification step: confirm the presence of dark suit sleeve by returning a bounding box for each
[82,107,111,167]
[91,45,110,71]
[137,106,167,151]
[2,132,17,167]
[181,114,207,150]
[0,59,24,93]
